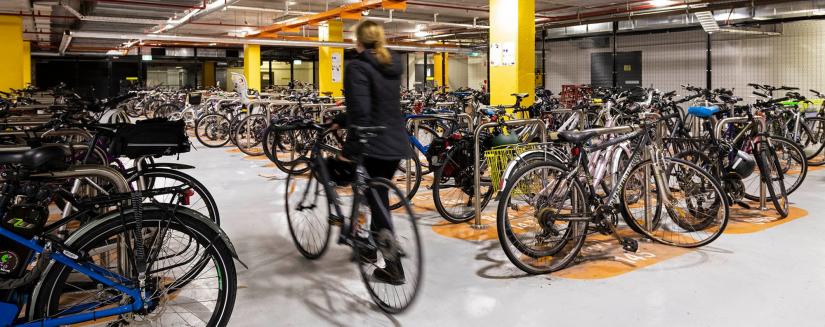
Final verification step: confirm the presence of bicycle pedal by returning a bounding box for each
[621,238,639,252]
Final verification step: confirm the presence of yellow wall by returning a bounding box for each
[319,20,343,97]
[202,61,216,87]
[243,44,261,91]
[489,0,535,106]
[22,41,30,86]
[0,16,24,92]
[433,53,449,89]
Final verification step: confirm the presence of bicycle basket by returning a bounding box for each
[484,143,541,193]
[109,118,190,158]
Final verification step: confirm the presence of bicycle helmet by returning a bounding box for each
[727,150,756,179]
[491,133,520,147]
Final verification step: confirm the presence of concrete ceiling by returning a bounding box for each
[7,0,825,54]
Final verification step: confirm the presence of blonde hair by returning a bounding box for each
[355,20,392,66]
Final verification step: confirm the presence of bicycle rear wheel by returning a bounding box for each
[33,208,237,326]
[354,177,422,314]
[195,113,231,148]
[431,147,493,223]
[621,158,729,248]
[496,161,588,274]
[234,114,267,156]
[390,154,421,210]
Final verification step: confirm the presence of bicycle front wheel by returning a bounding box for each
[285,170,332,259]
[233,114,267,156]
[757,143,790,218]
[354,177,422,314]
[496,161,588,274]
[801,117,825,165]
[621,158,729,248]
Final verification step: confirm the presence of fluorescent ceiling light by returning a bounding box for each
[694,11,720,33]
[649,0,676,7]
[414,30,428,37]
[293,59,302,64]
[141,54,153,61]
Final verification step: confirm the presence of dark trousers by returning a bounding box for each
[363,157,400,232]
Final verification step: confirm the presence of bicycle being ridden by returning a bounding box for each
[283,120,422,313]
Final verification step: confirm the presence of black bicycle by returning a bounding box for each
[283,120,422,314]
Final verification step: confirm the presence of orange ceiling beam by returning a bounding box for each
[251,0,406,37]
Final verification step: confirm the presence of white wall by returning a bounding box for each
[448,55,468,89]
[542,20,825,100]
[467,55,488,90]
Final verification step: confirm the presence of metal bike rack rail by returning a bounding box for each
[472,118,547,229]
[715,115,769,211]
[403,113,474,200]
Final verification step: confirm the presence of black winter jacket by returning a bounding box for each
[342,50,412,160]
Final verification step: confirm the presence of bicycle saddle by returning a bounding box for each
[511,93,529,100]
[0,145,68,171]
[687,106,720,118]
[557,130,598,145]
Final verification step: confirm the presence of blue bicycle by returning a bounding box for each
[0,146,240,326]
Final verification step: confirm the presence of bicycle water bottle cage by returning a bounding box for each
[687,106,720,118]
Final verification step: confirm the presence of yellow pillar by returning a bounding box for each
[489,0,534,106]
[0,16,24,92]
[202,61,216,88]
[243,44,261,91]
[22,41,31,86]
[433,53,449,90]
[319,20,343,97]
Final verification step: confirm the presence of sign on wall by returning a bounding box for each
[490,42,516,67]
[331,52,342,83]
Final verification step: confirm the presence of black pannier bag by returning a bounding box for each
[109,118,190,158]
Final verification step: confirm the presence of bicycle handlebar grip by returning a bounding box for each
[753,91,767,98]
[747,83,761,88]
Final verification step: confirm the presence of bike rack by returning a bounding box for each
[318,106,346,122]
[715,115,769,211]
[403,113,474,200]
[472,119,547,229]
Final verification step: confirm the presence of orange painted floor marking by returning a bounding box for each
[724,201,809,234]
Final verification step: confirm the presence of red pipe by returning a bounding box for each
[537,3,669,23]
[537,0,651,14]
[92,0,207,10]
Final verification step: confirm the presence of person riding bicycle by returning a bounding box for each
[328,20,412,285]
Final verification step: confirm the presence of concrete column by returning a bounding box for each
[0,16,24,91]
[243,44,261,91]
[489,0,535,106]
[319,20,344,97]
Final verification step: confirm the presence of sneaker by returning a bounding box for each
[372,259,406,285]
[354,238,378,264]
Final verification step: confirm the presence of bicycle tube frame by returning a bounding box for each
[0,224,145,327]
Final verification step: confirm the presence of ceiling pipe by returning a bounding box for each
[69,31,472,53]
[152,0,243,34]
[60,1,168,25]
[227,5,489,30]
[540,0,803,28]
[92,0,207,10]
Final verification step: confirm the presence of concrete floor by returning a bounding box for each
[174,144,825,327]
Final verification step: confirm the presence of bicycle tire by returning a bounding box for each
[285,169,332,259]
[621,157,729,248]
[127,168,220,225]
[743,136,806,200]
[496,160,588,274]
[801,117,825,165]
[233,114,267,156]
[195,113,231,148]
[431,145,493,224]
[757,143,790,218]
[32,207,237,326]
[355,177,422,314]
